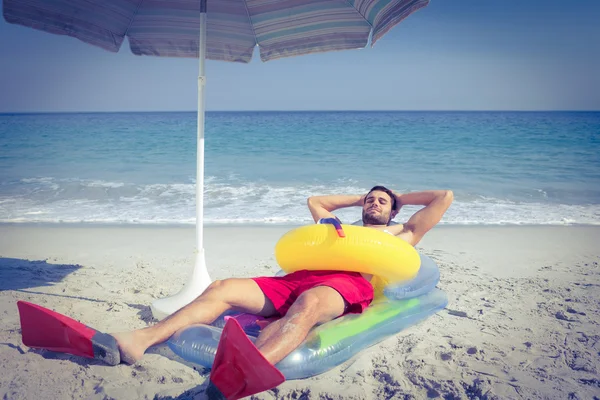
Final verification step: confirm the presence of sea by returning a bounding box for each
[0,111,598,226]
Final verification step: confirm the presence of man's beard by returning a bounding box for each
[362,210,391,225]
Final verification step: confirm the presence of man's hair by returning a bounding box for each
[366,185,398,211]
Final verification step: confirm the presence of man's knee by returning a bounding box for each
[293,291,322,313]
[204,278,227,293]
[201,278,241,300]
[290,288,343,323]
[201,278,273,315]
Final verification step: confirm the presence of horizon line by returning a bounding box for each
[1,109,599,115]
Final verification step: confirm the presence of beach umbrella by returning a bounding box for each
[3,0,430,320]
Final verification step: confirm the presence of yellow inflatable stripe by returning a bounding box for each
[275,224,420,284]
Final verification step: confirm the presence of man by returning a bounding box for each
[113,186,453,379]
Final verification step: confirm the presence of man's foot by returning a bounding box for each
[111,331,148,365]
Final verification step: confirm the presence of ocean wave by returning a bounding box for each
[1,177,599,226]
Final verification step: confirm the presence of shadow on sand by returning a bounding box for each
[0,257,83,292]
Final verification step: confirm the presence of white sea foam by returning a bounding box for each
[0,177,599,226]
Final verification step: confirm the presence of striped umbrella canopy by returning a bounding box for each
[3,0,430,319]
[4,0,428,62]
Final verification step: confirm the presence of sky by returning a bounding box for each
[0,0,599,112]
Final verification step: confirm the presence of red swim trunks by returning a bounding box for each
[252,270,374,317]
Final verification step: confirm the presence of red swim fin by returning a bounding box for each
[16,301,120,365]
[210,318,285,400]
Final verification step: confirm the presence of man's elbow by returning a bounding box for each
[307,196,324,211]
[442,190,454,205]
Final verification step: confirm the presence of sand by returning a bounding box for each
[0,224,599,400]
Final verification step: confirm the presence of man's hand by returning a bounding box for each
[318,217,346,237]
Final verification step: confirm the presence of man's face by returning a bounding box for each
[362,190,395,225]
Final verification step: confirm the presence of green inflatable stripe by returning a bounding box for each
[317,298,420,348]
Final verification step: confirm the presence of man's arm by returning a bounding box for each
[386,190,453,246]
[307,194,364,223]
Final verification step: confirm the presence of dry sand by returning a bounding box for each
[0,224,599,399]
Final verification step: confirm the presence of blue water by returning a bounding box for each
[1,111,599,225]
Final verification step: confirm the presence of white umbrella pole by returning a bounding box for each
[151,0,212,320]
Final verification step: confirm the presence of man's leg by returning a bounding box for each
[113,278,276,364]
[253,285,346,365]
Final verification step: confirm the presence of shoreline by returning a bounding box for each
[2,225,599,280]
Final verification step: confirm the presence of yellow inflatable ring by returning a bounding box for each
[274,224,420,284]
